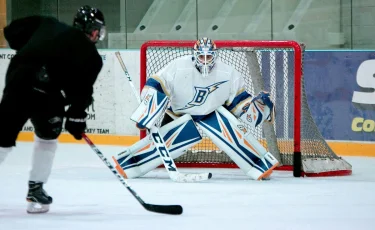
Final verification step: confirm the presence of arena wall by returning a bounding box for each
[7,0,375,49]
[0,48,373,157]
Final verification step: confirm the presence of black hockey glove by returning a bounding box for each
[65,109,87,140]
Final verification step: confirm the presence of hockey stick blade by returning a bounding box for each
[170,172,213,183]
[82,133,183,215]
[144,203,183,215]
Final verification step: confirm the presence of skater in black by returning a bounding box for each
[0,5,105,213]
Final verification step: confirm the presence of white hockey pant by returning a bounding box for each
[196,106,279,180]
[113,114,202,178]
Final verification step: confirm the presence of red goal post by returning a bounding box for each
[139,40,352,177]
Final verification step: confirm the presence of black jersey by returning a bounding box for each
[3,15,103,112]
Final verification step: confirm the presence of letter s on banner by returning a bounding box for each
[352,60,375,104]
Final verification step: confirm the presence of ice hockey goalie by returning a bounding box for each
[113,37,279,181]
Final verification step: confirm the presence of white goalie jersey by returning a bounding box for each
[143,56,252,119]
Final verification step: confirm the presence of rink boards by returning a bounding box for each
[0,48,374,157]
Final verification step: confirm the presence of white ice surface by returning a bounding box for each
[0,142,374,230]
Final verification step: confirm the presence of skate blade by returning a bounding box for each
[27,202,50,214]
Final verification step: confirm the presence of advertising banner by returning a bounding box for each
[304,51,375,142]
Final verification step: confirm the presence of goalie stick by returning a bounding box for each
[115,51,212,183]
[82,133,183,215]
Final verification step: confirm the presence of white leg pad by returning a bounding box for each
[197,106,279,180]
[29,135,57,183]
[114,114,202,178]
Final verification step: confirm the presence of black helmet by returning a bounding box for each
[73,5,106,41]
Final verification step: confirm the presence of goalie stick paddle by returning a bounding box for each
[149,125,212,182]
[82,133,183,215]
[115,51,212,183]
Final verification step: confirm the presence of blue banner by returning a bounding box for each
[305,51,375,141]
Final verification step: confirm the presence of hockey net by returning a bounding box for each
[140,40,352,177]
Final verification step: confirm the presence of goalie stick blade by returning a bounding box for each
[144,204,183,215]
[171,172,212,183]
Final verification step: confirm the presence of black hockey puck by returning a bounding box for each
[140,25,146,31]
[212,25,218,31]
[208,173,213,179]
[175,25,181,31]
[288,24,295,30]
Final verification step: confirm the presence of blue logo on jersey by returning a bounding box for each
[176,81,228,111]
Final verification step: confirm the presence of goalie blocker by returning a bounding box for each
[114,92,278,180]
[130,87,170,129]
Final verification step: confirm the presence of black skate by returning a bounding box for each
[26,181,53,214]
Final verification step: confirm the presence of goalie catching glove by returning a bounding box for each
[239,91,275,129]
[131,87,170,129]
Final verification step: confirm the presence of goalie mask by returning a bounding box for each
[193,37,217,78]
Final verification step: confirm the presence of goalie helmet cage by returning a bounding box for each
[139,40,352,177]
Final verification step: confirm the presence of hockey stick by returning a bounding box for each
[82,133,183,215]
[114,52,141,102]
[115,51,212,183]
